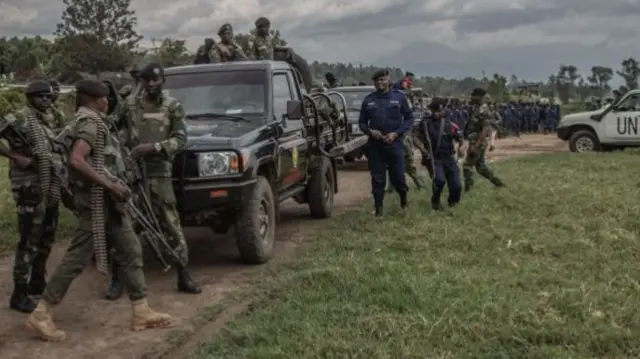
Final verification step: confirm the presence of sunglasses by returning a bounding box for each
[33,94,52,100]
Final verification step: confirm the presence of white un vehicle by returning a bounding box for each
[557,89,640,152]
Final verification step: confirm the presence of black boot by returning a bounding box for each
[177,266,201,294]
[10,283,36,313]
[28,257,47,296]
[375,206,383,217]
[400,193,408,209]
[104,263,123,301]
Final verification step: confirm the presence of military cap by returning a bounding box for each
[218,23,233,35]
[255,17,270,27]
[75,79,109,98]
[48,79,60,90]
[405,71,415,78]
[140,62,164,79]
[25,80,53,96]
[371,69,390,81]
[470,88,486,97]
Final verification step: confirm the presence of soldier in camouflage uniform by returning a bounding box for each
[194,38,215,64]
[47,80,67,121]
[462,88,505,191]
[26,79,172,341]
[0,81,65,313]
[250,17,274,60]
[106,63,201,299]
[210,24,249,62]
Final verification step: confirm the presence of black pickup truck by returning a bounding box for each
[162,56,357,264]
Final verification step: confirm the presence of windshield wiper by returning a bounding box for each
[186,113,250,122]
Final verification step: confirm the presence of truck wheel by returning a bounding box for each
[308,157,335,218]
[235,176,276,264]
[569,130,600,153]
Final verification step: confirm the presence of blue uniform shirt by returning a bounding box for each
[421,115,463,159]
[358,89,414,137]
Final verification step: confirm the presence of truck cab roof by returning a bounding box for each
[164,61,295,76]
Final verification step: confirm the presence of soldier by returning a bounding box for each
[250,17,274,60]
[462,88,505,192]
[210,24,248,62]
[194,38,215,64]
[108,62,201,299]
[0,80,63,313]
[26,79,172,341]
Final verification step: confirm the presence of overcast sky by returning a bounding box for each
[1,0,639,81]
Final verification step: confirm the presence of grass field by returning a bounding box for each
[194,152,640,359]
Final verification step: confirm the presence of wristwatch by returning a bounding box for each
[153,142,162,153]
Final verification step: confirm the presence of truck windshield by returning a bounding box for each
[338,89,372,111]
[164,70,267,117]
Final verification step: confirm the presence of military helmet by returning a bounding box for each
[218,23,233,35]
[255,17,270,27]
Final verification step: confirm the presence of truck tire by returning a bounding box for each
[235,176,276,264]
[308,157,335,218]
[569,130,600,153]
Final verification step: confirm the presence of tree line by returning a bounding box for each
[1,0,638,103]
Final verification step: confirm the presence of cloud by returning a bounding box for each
[1,0,639,81]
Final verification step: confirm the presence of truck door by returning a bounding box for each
[603,92,640,143]
[273,71,308,193]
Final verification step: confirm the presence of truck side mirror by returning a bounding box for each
[286,100,303,120]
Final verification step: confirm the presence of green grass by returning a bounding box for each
[194,152,640,359]
[0,159,76,252]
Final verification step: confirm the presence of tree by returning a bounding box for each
[147,38,192,67]
[587,66,613,96]
[616,58,639,94]
[55,0,143,76]
[487,73,508,101]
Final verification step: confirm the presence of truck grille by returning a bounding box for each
[172,151,199,179]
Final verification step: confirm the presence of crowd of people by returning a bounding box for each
[357,70,507,216]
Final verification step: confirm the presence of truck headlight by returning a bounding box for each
[197,151,239,176]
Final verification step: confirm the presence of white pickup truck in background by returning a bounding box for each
[557,89,640,152]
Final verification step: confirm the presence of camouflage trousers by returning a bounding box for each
[43,213,147,304]
[462,140,503,189]
[12,186,59,285]
[148,177,189,266]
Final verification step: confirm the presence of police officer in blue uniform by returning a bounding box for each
[359,69,414,216]
[419,99,463,210]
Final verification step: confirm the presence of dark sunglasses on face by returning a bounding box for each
[34,94,52,100]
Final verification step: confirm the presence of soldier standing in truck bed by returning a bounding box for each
[250,17,274,60]
[209,24,249,62]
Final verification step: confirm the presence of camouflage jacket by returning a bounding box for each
[68,107,127,227]
[466,104,494,142]
[119,91,187,177]
[250,35,273,60]
[209,42,249,62]
[0,106,64,188]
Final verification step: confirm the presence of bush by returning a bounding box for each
[0,87,76,120]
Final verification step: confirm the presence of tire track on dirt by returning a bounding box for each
[0,135,566,359]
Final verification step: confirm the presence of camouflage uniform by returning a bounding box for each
[0,103,65,313]
[209,42,249,62]
[462,104,505,191]
[111,83,200,296]
[250,35,273,60]
[28,103,171,341]
[210,23,248,62]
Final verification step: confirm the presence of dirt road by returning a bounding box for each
[0,135,567,359]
